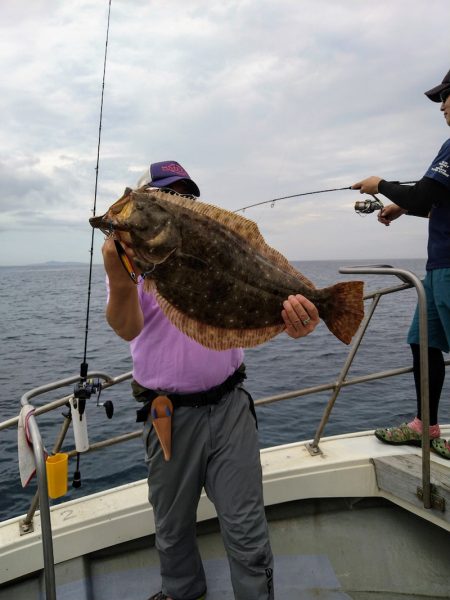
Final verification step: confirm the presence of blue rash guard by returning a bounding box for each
[379,138,450,270]
[424,138,450,269]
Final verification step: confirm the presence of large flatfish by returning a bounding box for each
[90,187,364,350]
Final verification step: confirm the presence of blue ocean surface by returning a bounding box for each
[1,259,449,522]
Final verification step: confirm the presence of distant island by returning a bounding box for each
[42,261,88,266]
[0,261,102,269]
[0,258,426,269]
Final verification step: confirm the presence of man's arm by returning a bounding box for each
[102,237,144,341]
[352,176,448,217]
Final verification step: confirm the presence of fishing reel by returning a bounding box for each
[73,378,105,415]
[73,378,101,406]
[354,194,384,214]
[73,378,114,419]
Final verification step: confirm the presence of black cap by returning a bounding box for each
[424,68,450,102]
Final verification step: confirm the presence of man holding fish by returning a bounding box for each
[100,161,321,600]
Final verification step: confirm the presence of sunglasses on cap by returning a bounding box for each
[440,88,450,103]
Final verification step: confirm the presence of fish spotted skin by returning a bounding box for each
[91,187,364,350]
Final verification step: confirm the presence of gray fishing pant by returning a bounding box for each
[142,386,274,600]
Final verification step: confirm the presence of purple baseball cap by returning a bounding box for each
[136,160,200,196]
[424,68,450,102]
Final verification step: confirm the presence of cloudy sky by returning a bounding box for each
[1,0,449,266]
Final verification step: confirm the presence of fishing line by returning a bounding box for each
[234,181,417,213]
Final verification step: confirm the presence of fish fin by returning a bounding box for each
[321,281,365,344]
[150,286,284,350]
[147,189,316,289]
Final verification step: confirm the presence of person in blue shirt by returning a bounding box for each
[352,67,450,460]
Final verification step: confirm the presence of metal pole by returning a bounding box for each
[22,415,72,530]
[340,266,430,508]
[25,414,57,600]
[416,275,431,508]
[308,293,381,453]
[18,370,118,600]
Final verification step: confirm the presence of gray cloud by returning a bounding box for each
[0,0,449,264]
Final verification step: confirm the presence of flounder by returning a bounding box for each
[90,187,364,350]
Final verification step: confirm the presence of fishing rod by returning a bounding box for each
[71,0,114,489]
[234,181,418,213]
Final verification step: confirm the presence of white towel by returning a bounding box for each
[18,405,37,487]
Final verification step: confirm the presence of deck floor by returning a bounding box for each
[43,555,352,600]
[2,498,449,600]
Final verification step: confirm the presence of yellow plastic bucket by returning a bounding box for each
[46,453,68,499]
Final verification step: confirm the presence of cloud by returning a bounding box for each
[0,0,448,264]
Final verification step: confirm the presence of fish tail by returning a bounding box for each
[319,281,365,344]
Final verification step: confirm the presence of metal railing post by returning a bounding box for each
[18,371,121,600]
[308,292,382,454]
[21,410,57,600]
[21,415,72,531]
[340,266,431,509]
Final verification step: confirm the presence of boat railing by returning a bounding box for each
[254,265,445,512]
[1,265,449,600]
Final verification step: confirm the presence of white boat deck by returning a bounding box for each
[1,427,449,595]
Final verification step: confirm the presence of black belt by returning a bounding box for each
[135,364,246,422]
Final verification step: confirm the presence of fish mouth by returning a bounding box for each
[89,215,134,236]
[89,215,110,234]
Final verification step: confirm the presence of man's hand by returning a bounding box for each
[377,203,407,226]
[282,294,320,339]
[102,236,139,286]
[351,176,382,195]
[102,236,144,341]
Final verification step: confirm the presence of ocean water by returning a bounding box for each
[1,259,449,522]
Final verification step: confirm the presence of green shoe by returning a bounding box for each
[374,423,422,446]
[431,438,450,460]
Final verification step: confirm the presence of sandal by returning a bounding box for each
[374,423,423,446]
[431,438,450,460]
